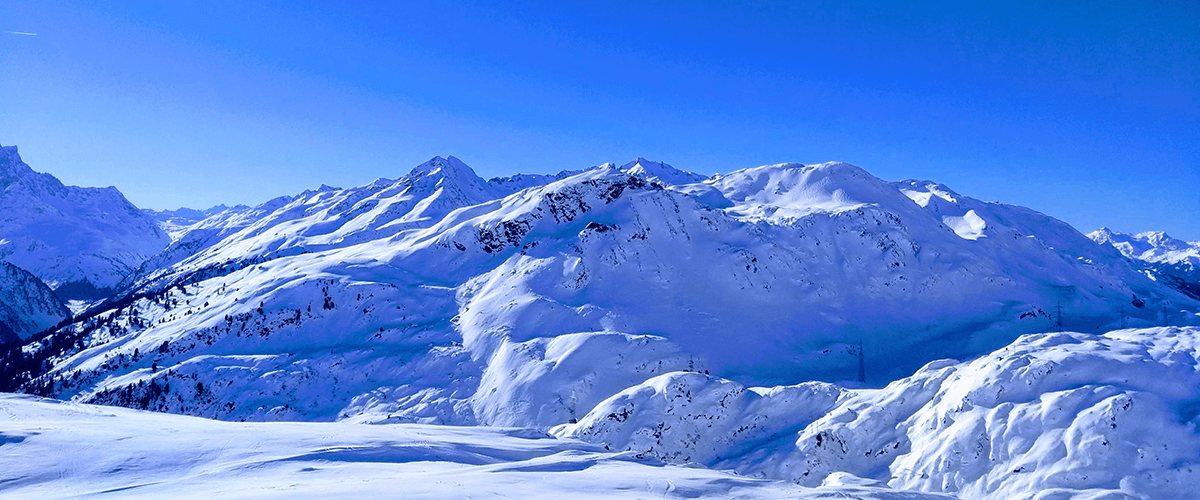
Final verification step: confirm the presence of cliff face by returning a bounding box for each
[0,261,71,345]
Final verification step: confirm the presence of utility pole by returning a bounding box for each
[856,340,866,384]
[1055,301,1063,330]
[1120,304,1127,329]
[1163,304,1170,327]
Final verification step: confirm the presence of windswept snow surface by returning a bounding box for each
[0,145,169,298]
[0,393,949,500]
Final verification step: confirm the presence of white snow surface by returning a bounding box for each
[0,393,951,499]
[556,327,1200,499]
[0,145,169,293]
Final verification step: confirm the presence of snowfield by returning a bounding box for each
[0,393,949,499]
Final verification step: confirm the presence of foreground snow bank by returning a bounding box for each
[0,393,950,499]
[556,327,1200,500]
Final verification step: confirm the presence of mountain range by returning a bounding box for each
[2,146,1199,499]
[1089,227,1200,300]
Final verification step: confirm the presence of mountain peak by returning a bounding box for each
[410,155,478,179]
[0,144,30,179]
[620,157,707,185]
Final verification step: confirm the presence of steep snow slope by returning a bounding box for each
[0,145,170,299]
[126,156,521,291]
[1090,228,1200,299]
[7,158,1198,432]
[0,262,70,345]
[556,327,1200,500]
[0,394,953,500]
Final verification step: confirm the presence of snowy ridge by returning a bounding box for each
[1089,228,1200,267]
[0,144,169,299]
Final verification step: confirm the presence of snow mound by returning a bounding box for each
[558,327,1200,499]
[942,210,987,240]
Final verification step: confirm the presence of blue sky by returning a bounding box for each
[2,1,1197,239]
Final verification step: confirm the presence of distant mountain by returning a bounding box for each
[0,261,70,345]
[1089,228,1200,299]
[144,204,243,241]
[0,145,170,300]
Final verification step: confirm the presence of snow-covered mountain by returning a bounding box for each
[0,145,170,299]
[3,153,1200,498]
[7,156,1196,416]
[1089,228,1200,299]
[0,261,70,346]
[144,204,243,241]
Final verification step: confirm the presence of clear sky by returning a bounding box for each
[2,1,1197,239]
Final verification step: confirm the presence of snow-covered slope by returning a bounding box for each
[556,326,1200,500]
[144,204,241,241]
[0,394,949,500]
[1090,228,1200,299]
[6,157,1198,430]
[0,262,70,345]
[0,145,170,299]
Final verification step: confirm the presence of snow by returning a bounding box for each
[556,327,1200,499]
[5,152,1200,498]
[0,393,951,499]
[1089,228,1200,299]
[942,210,987,240]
